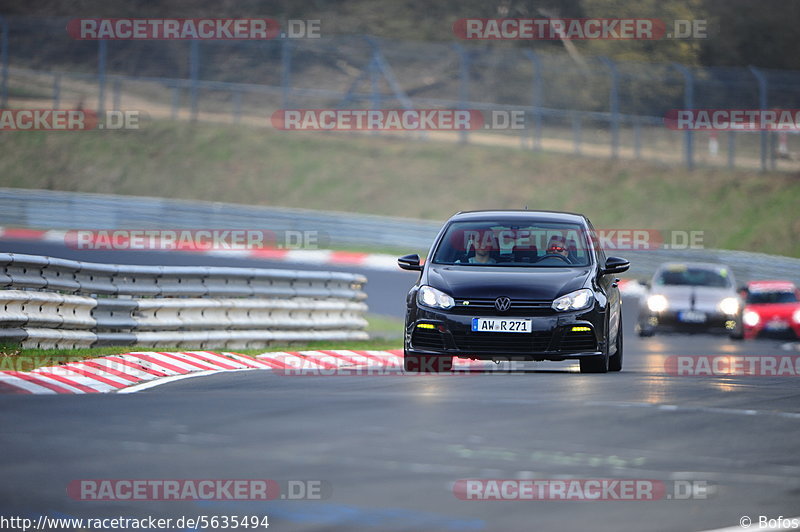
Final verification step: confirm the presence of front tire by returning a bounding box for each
[609,314,623,372]
[636,322,655,337]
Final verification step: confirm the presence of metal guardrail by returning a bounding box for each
[0,188,441,250]
[1,188,799,288]
[0,253,368,349]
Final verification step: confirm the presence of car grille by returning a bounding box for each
[451,298,554,316]
[558,329,597,353]
[411,329,446,350]
[451,330,553,353]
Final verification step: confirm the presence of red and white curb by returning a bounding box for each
[0,227,400,271]
[0,351,271,395]
[0,350,501,394]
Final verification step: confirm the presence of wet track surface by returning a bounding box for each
[1,240,799,531]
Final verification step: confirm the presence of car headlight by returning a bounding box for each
[552,289,594,312]
[718,297,739,316]
[646,294,669,313]
[417,285,455,310]
[793,309,800,324]
[743,310,760,327]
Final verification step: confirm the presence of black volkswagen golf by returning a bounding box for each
[398,211,630,373]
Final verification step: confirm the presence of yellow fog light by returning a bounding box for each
[416,323,436,329]
[571,326,592,332]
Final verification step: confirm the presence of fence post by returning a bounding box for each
[281,37,292,109]
[369,46,381,111]
[189,39,200,122]
[0,17,8,108]
[523,50,543,151]
[599,57,620,159]
[769,130,777,170]
[368,44,381,136]
[365,36,414,110]
[453,43,470,144]
[52,73,61,109]
[749,66,768,172]
[672,63,694,170]
[112,78,121,111]
[97,39,107,115]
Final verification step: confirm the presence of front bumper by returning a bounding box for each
[405,305,606,361]
[639,309,734,334]
[744,323,800,340]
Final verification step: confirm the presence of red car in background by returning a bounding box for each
[731,281,800,340]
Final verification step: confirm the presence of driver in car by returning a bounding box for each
[544,235,572,263]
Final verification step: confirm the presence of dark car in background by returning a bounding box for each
[398,210,629,373]
[730,280,800,340]
[637,262,739,336]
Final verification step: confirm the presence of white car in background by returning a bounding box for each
[637,262,739,336]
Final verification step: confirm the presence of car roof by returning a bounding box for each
[655,262,731,272]
[448,210,588,224]
[747,280,797,291]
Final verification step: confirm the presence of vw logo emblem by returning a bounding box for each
[495,296,511,312]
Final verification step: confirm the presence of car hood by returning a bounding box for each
[649,284,736,310]
[745,303,800,320]
[426,265,592,300]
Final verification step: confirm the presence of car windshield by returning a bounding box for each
[747,290,798,304]
[431,220,592,267]
[654,266,732,288]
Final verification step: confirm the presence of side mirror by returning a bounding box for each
[398,254,423,271]
[603,256,630,275]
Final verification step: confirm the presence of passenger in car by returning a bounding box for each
[466,231,497,264]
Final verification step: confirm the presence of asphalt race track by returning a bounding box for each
[1,239,799,531]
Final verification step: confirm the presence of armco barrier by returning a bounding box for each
[2,188,799,284]
[0,188,441,250]
[0,253,368,349]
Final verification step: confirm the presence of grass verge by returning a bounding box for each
[1,120,798,257]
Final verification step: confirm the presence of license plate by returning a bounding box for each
[766,320,789,331]
[471,318,531,333]
[678,310,707,323]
